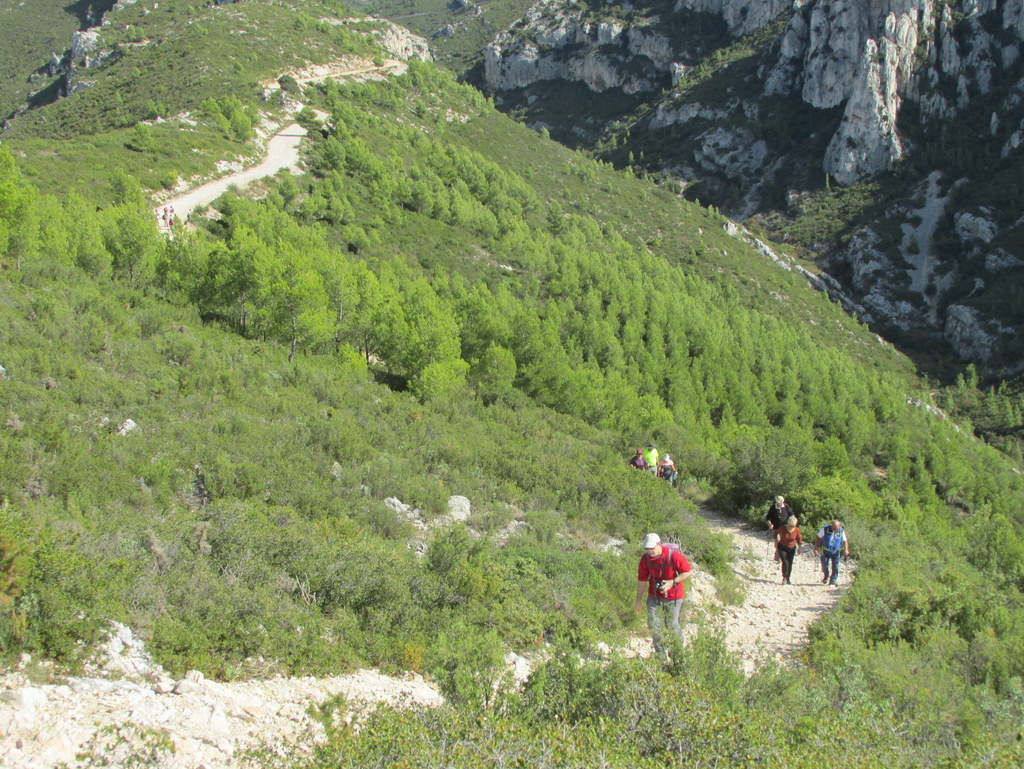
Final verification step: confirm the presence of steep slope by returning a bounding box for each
[2,2,1024,765]
[0,0,115,123]
[0,512,851,768]
[480,0,1024,375]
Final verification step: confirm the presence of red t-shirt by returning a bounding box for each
[776,526,803,549]
[638,546,691,599]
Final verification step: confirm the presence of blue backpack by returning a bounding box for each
[820,527,844,553]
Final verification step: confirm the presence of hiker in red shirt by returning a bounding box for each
[774,515,802,585]
[634,532,692,654]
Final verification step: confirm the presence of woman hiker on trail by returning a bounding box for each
[774,515,802,585]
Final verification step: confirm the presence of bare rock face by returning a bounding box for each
[954,211,999,244]
[674,0,791,37]
[483,2,672,94]
[944,304,1005,361]
[694,126,768,177]
[70,30,101,63]
[372,19,433,61]
[823,12,918,186]
[1008,0,1024,36]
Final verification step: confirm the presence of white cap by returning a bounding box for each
[642,533,661,549]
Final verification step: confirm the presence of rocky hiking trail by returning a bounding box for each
[694,509,854,674]
[0,508,853,768]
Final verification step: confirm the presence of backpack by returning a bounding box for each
[646,543,681,583]
[768,504,789,529]
[820,527,844,553]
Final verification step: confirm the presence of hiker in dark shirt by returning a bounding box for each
[766,495,795,535]
[628,449,648,470]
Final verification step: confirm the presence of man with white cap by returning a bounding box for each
[634,532,692,654]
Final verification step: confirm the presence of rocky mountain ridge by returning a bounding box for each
[481,0,1024,374]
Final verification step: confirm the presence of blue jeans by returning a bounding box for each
[820,551,841,584]
[646,595,684,652]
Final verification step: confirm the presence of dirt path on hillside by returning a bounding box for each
[697,510,854,673]
[623,509,854,673]
[0,512,856,767]
[154,58,404,227]
[155,122,309,224]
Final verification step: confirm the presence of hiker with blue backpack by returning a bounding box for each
[657,453,678,486]
[813,520,850,586]
[634,532,692,654]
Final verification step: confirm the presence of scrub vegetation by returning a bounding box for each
[1,1,1023,766]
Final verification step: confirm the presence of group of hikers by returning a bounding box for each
[156,205,177,228]
[634,497,851,654]
[764,495,849,586]
[627,443,678,486]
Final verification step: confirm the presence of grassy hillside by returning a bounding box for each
[1,0,383,206]
[1,2,1024,766]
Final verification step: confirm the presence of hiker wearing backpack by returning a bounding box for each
[774,515,802,585]
[813,520,849,586]
[634,532,692,654]
[657,454,678,486]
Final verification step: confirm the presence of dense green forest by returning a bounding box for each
[1,1,1024,766]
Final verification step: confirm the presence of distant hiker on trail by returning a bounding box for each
[774,515,802,585]
[813,519,849,586]
[766,495,795,536]
[628,449,648,471]
[643,443,659,475]
[635,532,691,654]
[657,453,677,486]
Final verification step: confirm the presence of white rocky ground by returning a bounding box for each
[617,509,853,673]
[0,631,443,769]
[0,506,853,767]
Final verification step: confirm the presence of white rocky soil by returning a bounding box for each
[0,629,443,769]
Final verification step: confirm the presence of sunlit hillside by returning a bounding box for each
[1,1,1023,766]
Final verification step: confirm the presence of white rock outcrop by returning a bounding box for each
[944,305,1004,361]
[1,627,444,769]
[372,20,433,61]
[483,2,673,94]
[70,30,101,62]
[954,211,999,244]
